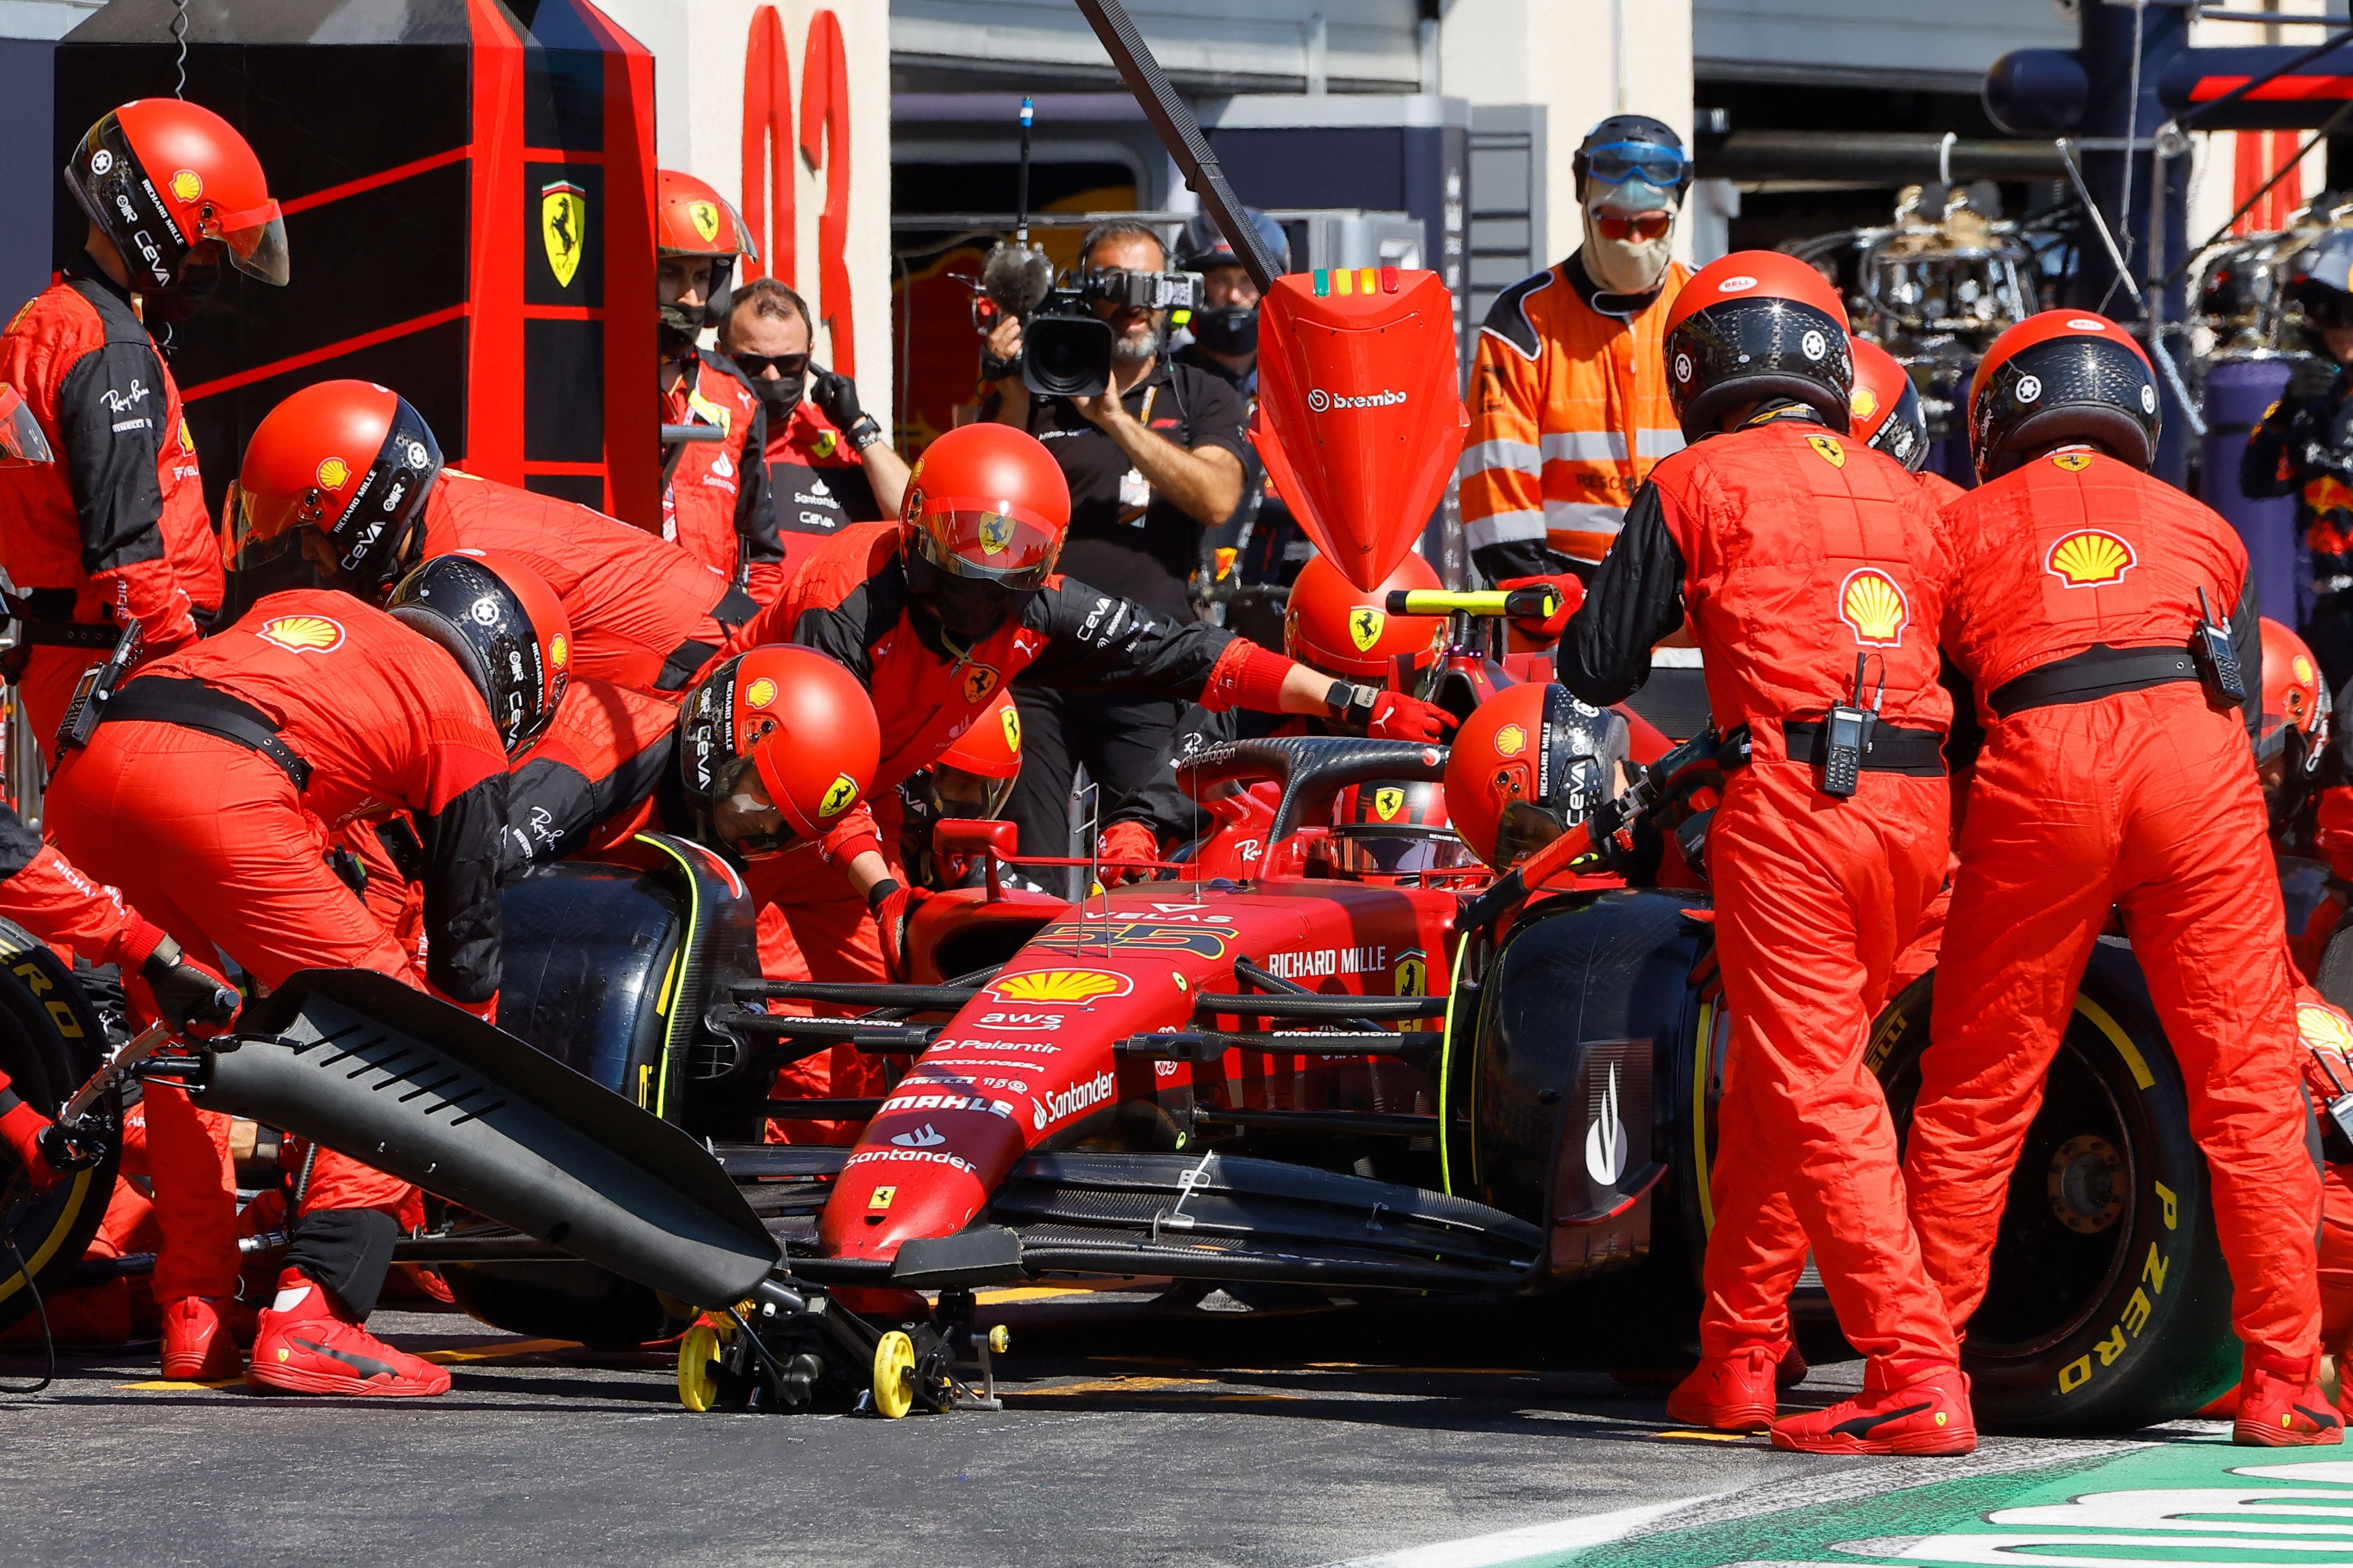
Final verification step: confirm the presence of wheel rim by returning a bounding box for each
[872,1330,916,1418]
[677,1320,729,1412]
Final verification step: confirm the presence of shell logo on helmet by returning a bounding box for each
[961,665,1000,705]
[315,456,350,491]
[168,169,202,204]
[1374,786,1406,821]
[1850,385,1880,421]
[689,201,720,243]
[818,775,859,817]
[1839,568,1910,647]
[258,615,345,654]
[1349,607,1386,651]
[2046,529,2136,588]
[2295,653,2317,689]
[1000,702,1022,753]
[744,676,777,709]
[548,633,568,669]
[1806,434,1846,469]
[2051,451,2095,472]
[2298,1001,2353,1050]
[989,969,1131,1004]
[1494,723,1527,757]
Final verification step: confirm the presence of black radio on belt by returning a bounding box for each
[2311,1048,2353,1164]
[1818,653,1880,799]
[54,619,142,760]
[2191,588,2247,709]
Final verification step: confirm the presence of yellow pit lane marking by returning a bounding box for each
[1653,1428,1752,1442]
[973,1286,1101,1305]
[118,1377,242,1391]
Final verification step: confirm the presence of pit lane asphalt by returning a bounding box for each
[0,1286,2193,1567]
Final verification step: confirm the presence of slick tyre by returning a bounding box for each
[0,921,117,1335]
[438,1256,690,1349]
[1873,939,2238,1435]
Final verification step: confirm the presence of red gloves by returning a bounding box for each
[1497,575,1585,643]
[1097,820,1162,885]
[1366,690,1457,743]
[870,881,934,983]
[0,1098,59,1191]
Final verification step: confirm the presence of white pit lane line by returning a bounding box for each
[1316,1494,1726,1568]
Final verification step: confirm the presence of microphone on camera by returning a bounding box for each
[981,242,1054,321]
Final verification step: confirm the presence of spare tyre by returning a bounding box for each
[1870,937,2239,1434]
[0,922,118,1335]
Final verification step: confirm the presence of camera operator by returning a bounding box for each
[1171,210,1308,649]
[982,220,1248,875]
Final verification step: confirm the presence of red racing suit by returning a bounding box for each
[731,523,1298,1143]
[0,259,222,748]
[1563,412,1959,1372]
[757,399,886,603]
[44,590,511,1312]
[2292,988,2353,1363]
[423,468,756,696]
[1903,450,2320,1367]
[660,349,777,602]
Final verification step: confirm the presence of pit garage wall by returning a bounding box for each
[599,0,893,421]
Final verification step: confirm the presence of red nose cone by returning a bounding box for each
[1255,269,1467,591]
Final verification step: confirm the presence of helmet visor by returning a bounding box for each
[0,385,52,467]
[709,753,797,860]
[930,763,1014,823]
[1585,141,1688,189]
[1320,831,1481,879]
[909,503,1062,590]
[204,197,289,287]
[222,480,302,571]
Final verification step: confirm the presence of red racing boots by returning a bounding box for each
[159,1295,243,1382]
[246,1269,450,1397]
[1665,1342,1791,1433]
[1770,1358,1976,1455]
[2234,1353,2345,1447]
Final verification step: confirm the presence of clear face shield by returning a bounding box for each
[707,753,796,860]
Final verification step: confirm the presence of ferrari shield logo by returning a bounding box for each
[1395,951,1429,1031]
[1000,702,1022,754]
[1349,607,1386,651]
[540,181,586,289]
[961,664,1000,705]
[689,200,721,244]
[1373,786,1405,822]
[867,1186,896,1211]
[818,774,859,818]
[978,512,1015,556]
[1805,434,1846,469]
[2050,450,2094,472]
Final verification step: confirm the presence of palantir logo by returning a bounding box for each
[1584,1062,1627,1187]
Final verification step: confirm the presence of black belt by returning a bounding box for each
[1726,720,1947,776]
[1988,644,2200,719]
[3,591,118,649]
[97,676,313,790]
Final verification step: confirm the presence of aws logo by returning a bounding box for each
[986,969,1132,1004]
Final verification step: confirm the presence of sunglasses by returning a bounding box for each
[1586,141,1689,188]
[732,351,809,379]
[1596,211,1673,243]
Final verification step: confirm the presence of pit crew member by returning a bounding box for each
[0,98,290,745]
[982,220,1249,879]
[1560,252,1971,1455]
[718,276,907,596]
[654,171,777,599]
[228,379,755,696]
[1904,310,2335,1447]
[2243,229,2353,691]
[43,554,568,1398]
[1460,114,1691,641]
[1849,336,1966,507]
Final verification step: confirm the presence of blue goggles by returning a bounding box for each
[1585,141,1689,188]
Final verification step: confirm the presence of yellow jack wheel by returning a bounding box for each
[987,1324,1011,1354]
[678,1318,733,1412]
[872,1329,917,1418]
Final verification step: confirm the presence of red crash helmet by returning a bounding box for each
[0,385,53,467]
[67,99,288,298]
[677,647,880,861]
[1848,338,1928,473]
[1663,251,1852,440]
[1966,310,2158,483]
[1443,682,1631,870]
[1308,778,1480,881]
[2260,617,2331,766]
[387,552,571,757]
[229,380,443,596]
[655,169,756,316]
[901,422,1071,591]
[929,691,1023,821]
[1284,552,1445,682]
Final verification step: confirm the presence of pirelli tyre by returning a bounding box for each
[0,921,118,1334]
[1868,938,2239,1435]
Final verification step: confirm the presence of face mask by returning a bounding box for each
[753,371,805,417]
[658,301,703,351]
[1582,180,1679,298]
[1192,305,1258,358]
[143,258,222,324]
